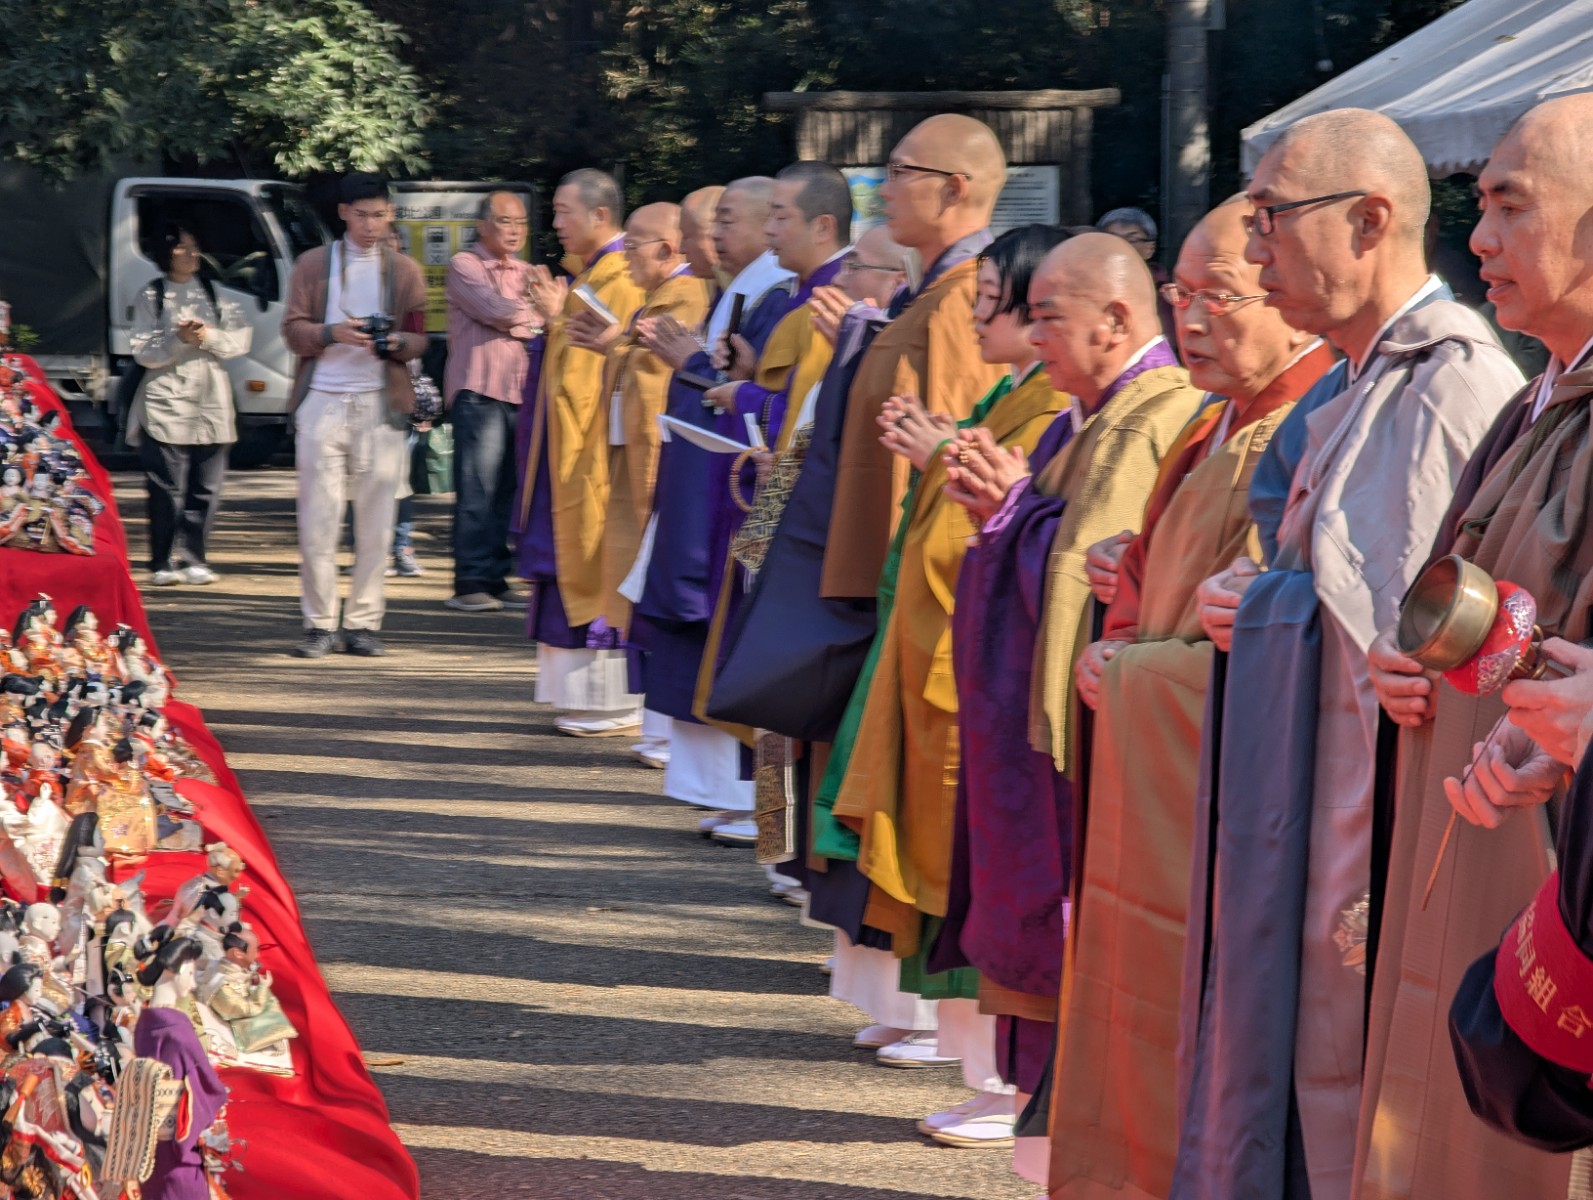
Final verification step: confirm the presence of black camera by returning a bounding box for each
[358,313,400,359]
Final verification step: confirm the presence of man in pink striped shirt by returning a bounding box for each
[444,190,537,612]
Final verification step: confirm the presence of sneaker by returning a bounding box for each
[709,819,757,846]
[876,1032,960,1069]
[446,592,503,612]
[342,629,387,657]
[150,568,183,587]
[392,548,425,577]
[496,587,530,611]
[183,564,219,586]
[294,629,339,659]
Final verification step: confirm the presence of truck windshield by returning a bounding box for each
[262,185,330,259]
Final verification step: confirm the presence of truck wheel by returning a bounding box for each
[229,425,286,469]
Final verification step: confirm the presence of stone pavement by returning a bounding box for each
[115,467,1038,1200]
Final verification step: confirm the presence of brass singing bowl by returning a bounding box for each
[1396,554,1500,671]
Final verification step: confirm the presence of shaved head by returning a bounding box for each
[623,202,686,291]
[715,176,778,276]
[881,114,1007,253]
[1267,108,1430,241]
[1028,232,1163,404]
[1175,195,1313,403]
[1246,107,1434,353]
[681,186,724,279]
[1473,93,1593,362]
[1048,232,1160,326]
[842,225,909,305]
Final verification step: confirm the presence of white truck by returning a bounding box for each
[0,170,330,465]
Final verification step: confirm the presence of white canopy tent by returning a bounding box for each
[1241,0,1593,177]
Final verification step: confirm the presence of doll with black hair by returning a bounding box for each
[132,936,228,1200]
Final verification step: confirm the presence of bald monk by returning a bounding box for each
[679,186,723,283]
[519,168,648,736]
[689,163,854,832]
[1039,200,1334,1200]
[1367,94,1593,1198]
[630,178,793,814]
[563,203,709,636]
[823,113,1008,601]
[1172,111,1523,1200]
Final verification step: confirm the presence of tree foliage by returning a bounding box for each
[0,0,433,180]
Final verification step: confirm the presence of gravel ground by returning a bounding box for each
[117,466,1037,1200]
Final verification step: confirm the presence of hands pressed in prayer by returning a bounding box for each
[942,427,1030,524]
[1369,625,1438,727]
[1501,638,1593,766]
[1444,720,1569,829]
[565,309,622,353]
[713,333,757,381]
[527,265,568,325]
[1076,639,1129,710]
[1196,556,1262,652]
[879,393,955,472]
[175,319,206,347]
[637,315,700,370]
[809,286,856,347]
[1084,531,1134,605]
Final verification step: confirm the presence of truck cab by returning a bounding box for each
[108,179,329,465]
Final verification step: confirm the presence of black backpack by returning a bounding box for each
[109,274,222,433]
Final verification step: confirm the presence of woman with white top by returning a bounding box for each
[128,224,251,585]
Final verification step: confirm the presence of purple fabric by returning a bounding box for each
[627,284,794,711]
[720,255,846,446]
[929,413,1075,1001]
[134,1006,228,1200]
[999,1014,1056,1095]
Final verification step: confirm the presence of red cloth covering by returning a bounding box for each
[5,363,419,1200]
[1,356,156,648]
[1495,871,1593,1076]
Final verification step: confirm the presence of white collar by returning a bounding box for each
[1120,337,1166,375]
[1529,331,1593,422]
[341,236,380,260]
[1347,274,1442,384]
[1010,361,1045,387]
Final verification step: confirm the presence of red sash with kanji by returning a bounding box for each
[1494,871,1593,1074]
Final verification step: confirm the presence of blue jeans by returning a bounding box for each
[449,390,518,594]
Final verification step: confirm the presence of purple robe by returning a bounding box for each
[134,1007,228,1200]
[629,284,794,718]
[927,414,1074,1092]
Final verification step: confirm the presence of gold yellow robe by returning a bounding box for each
[600,270,711,630]
[523,246,646,628]
[1048,344,1334,1200]
[832,367,1068,945]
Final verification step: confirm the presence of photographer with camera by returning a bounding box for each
[282,173,425,658]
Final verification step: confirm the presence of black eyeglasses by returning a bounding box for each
[886,161,969,182]
[1159,283,1268,314]
[1244,190,1368,236]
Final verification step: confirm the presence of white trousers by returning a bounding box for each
[295,388,407,631]
[938,996,1009,1094]
[534,645,638,713]
[664,722,754,811]
[830,938,937,1031]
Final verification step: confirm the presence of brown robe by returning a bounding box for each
[821,258,1005,599]
[1359,370,1593,1200]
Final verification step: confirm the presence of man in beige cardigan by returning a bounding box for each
[282,173,426,659]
